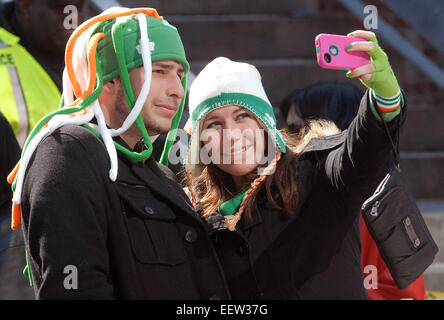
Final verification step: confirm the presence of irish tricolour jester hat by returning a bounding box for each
[185,57,286,177]
[8,7,189,230]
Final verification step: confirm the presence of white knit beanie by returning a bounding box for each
[185,57,286,176]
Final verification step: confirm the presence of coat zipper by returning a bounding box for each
[365,187,399,217]
[370,201,380,216]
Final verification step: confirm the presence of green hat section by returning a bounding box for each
[96,16,189,83]
[90,15,189,165]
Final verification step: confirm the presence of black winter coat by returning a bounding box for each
[0,112,34,299]
[205,91,406,300]
[0,202,35,300]
[21,126,230,299]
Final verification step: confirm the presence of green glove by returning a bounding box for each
[347,32,400,98]
[346,32,402,122]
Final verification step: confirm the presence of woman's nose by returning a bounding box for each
[222,126,245,150]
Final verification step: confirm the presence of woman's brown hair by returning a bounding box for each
[187,119,340,220]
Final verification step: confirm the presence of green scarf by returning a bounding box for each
[218,187,249,216]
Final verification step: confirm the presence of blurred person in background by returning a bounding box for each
[279,82,361,132]
[0,0,88,145]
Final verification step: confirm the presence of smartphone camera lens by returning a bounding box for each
[324,53,331,63]
[329,44,339,56]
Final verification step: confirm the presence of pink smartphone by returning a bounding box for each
[315,33,370,70]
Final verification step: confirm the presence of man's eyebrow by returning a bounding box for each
[152,62,185,73]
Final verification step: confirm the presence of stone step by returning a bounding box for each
[421,202,444,264]
[400,108,444,151]
[422,203,444,292]
[400,153,444,199]
[168,13,359,61]
[190,58,442,118]
[379,45,444,125]
[420,199,444,215]
[188,51,443,118]
[424,263,444,292]
[189,58,362,108]
[123,0,314,15]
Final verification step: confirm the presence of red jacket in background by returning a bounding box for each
[360,215,426,300]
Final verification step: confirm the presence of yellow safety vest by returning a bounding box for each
[0,27,61,146]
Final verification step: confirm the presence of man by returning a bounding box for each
[15,9,230,299]
[0,0,88,145]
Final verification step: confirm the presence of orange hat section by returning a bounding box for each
[65,8,162,99]
[8,8,163,231]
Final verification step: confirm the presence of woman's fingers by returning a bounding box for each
[347,30,375,40]
[346,31,378,81]
[360,73,372,81]
[346,41,375,52]
[347,63,376,80]
[346,30,381,59]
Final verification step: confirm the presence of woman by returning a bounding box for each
[184,31,405,299]
[279,82,426,300]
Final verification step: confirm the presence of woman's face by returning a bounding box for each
[201,105,266,177]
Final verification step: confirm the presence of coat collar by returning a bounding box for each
[114,137,197,218]
[204,193,265,234]
[304,131,347,153]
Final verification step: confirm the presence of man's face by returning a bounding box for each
[123,60,185,136]
[19,0,88,57]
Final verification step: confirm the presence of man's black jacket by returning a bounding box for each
[21,126,231,299]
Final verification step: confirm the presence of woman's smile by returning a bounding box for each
[222,144,253,157]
